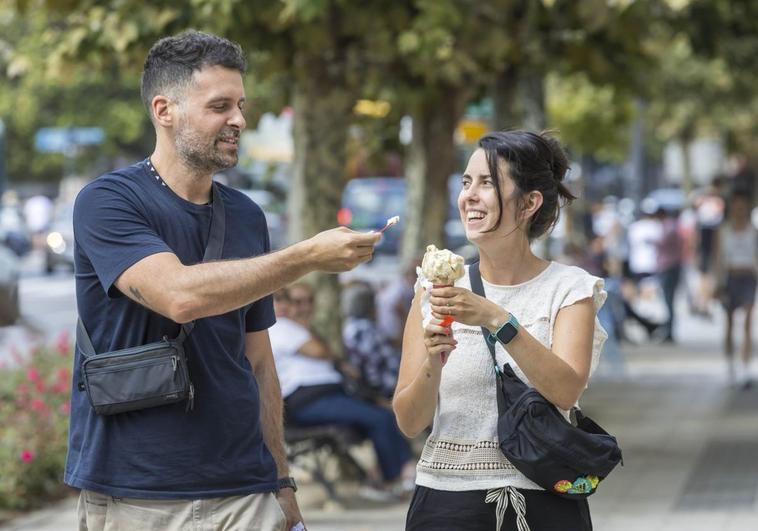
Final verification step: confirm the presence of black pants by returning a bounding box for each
[406,485,592,531]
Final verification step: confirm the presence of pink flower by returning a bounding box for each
[52,381,69,394]
[30,398,46,412]
[20,450,34,463]
[56,331,71,355]
[27,368,40,382]
[57,368,70,382]
[59,401,70,414]
[35,380,46,393]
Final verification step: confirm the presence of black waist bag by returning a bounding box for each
[76,181,225,416]
[79,323,195,415]
[469,261,623,499]
[495,363,623,498]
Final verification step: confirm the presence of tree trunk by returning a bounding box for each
[679,122,695,196]
[492,63,520,130]
[402,87,465,264]
[492,64,546,132]
[290,51,355,355]
[518,68,546,132]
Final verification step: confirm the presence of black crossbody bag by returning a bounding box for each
[469,261,623,498]
[76,182,225,416]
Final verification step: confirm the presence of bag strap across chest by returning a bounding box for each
[77,182,226,358]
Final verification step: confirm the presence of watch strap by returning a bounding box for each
[277,476,297,492]
[489,313,520,345]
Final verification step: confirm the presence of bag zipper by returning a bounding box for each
[82,340,175,369]
[85,357,170,374]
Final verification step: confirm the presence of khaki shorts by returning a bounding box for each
[77,489,287,531]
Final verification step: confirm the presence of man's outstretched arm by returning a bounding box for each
[115,227,380,323]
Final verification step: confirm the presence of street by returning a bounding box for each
[0,251,75,367]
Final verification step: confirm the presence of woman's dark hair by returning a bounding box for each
[477,130,576,240]
[141,30,247,120]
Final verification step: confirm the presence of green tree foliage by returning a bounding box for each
[0,2,161,184]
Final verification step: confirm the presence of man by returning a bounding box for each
[66,30,379,531]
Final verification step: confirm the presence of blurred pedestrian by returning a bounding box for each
[376,260,418,349]
[23,194,53,248]
[343,281,401,403]
[67,30,380,531]
[692,178,725,316]
[288,281,316,329]
[270,287,415,496]
[621,199,666,340]
[394,131,606,530]
[714,190,757,387]
[654,207,684,343]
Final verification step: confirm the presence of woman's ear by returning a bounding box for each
[520,190,544,221]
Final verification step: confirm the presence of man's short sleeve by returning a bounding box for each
[74,179,172,297]
[245,217,275,332]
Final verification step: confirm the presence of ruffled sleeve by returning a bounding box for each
[553,269,609,378]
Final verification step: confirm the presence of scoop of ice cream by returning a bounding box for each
[421,244,465,285]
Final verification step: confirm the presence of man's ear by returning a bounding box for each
[151,95,174,128]
[520,190,544,221]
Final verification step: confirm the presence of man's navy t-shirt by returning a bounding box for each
[64,160,278,498]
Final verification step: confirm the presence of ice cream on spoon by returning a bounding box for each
[377,215,400,234]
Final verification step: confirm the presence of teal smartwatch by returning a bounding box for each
[487,313,520,346]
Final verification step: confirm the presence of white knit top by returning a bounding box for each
[415,261,608,492]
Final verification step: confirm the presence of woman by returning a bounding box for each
[393,130,607,530]
[714,190,757,387]
[343,281,401,403]
[269,287,414,496]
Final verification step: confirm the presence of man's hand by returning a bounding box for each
[277,488,306,530]
[306,227,380,273]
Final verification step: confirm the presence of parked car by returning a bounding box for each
[339,175,470,256]
[44,203,75,274]
[0,242,20,326]
[0,203,31,257]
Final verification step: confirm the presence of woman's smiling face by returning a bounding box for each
[458,148,519,244]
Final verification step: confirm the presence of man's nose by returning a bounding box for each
[229,108,246,130]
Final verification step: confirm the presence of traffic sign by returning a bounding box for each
[34,127,105,153]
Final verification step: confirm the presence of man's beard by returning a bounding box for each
[175,125,238,176]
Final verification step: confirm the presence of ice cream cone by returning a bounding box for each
[433,283,456,328]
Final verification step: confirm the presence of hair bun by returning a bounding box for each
[539,131,575,202]
[539,132,569,183]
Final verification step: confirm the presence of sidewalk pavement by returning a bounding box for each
[3,305,757,530]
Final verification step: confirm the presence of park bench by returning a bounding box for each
[284,424,368,502]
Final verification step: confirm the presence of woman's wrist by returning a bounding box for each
[486,306,510,333]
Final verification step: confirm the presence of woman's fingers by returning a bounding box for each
[425,321,452,336]
[428,343,456,358]
[424,333,457,347]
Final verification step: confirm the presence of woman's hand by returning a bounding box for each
[430,286,507,331]
[423,318,457,367]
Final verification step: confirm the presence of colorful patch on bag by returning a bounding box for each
[554,474,600,494]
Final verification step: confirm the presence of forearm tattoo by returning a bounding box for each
[129,286,148,305]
